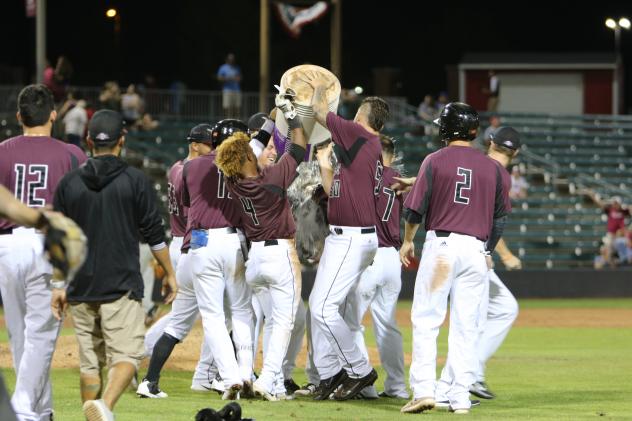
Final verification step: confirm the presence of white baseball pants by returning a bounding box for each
[347,246,408,398]
[409,231,487,411]
[246,239,301,393]
[189,229,253,388]
[0,229,60,421]
[309,226,378,379]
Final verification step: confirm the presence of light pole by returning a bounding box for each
[106,8,121,78]
[605,17,630,114]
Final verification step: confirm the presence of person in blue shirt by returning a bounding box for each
[217,53,242,118]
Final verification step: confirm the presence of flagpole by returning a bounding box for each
[36,0,46,83]
[259,0,270,112]
[330,0,341,79]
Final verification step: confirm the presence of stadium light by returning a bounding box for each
[106,8,117,18]
[605,18,617,29]
[619,18,631,30]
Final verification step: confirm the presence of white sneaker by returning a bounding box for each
[275,392,294,400]
[253,381,279,402]
[136,379,168,398]
[191,377,224,393]
[83,399,114,421]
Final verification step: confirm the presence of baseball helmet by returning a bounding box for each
[211,119,249,148]
[187,124,214,143]
[433,102,479,142]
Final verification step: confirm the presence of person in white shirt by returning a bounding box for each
[63,99,88,147]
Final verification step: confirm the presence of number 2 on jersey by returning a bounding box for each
[454,167,472,205]
[14,164,48,207]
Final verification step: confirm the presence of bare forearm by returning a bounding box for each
[319,166,334,196]
[403,221,420,243]
[494,238,513,260]
[0,186,41,227]
[311,86,329,126]
[151,246,175,277]
[290,127,308,150]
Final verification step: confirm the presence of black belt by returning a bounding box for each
[0,228,13,235]
[333,227,376,235]
[436,230,485,242]
[264,240,278,246]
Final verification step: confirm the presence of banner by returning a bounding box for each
[273,1,329,38]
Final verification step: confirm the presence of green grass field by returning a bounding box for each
[2,299,632,420]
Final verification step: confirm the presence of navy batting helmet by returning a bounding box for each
[434,102,479,142]
[211,119,249,148]
[187,124,214,143]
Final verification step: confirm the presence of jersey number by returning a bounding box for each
[454,167,472,205]
[329,180,341,198]
[240,198,259,226]
[167,182,179,215]
[14,164,48,207]
[381,187,396,221]
[217,169,231,199]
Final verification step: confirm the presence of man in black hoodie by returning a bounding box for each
[52,110,178,421]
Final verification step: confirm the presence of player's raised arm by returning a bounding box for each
[301,71,331,127]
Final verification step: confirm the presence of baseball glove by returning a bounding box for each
[40,211,88,281]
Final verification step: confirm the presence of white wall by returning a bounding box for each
[498,73,583,114]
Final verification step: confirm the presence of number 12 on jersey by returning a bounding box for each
[454,167,472,205]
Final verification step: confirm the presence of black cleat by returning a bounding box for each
[284,378,300,395]
[313,369,348,401]
[333,369,378,401]
[469,381,496,400]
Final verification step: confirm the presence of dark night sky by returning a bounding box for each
[2,0,632,107]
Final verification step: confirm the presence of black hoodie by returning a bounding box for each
[54,155,166,302]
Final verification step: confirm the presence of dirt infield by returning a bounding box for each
[1,306,631,371]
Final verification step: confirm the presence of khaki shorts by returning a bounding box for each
[70,294,146,375]
[222,90,242,109]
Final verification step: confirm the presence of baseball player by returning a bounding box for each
[138,124,219,398]
[345,135,408,399]
[0,184,87,421]
[183,119,254,400]
[435,127,522,405]
[215,91,305,401]
[301,72,390,401]
[399,102,511,415]
[0,84,87,421]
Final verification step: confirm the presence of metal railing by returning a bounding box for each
[0,85,411,125]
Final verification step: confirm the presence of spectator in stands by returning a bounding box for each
[484,114,501,142]
[137,113,159,131]
[613,228,632,265]
[121,84,142,126]
[436,91,449,111]
[63,99,88,148]
[594,241,610,269]
[588,192,630,240]
[217,53,242,119]
[483,70,500,111]
[417,94,438,135]
[43,56,73,103]
[99,81,121,111]
[509,166,528,200]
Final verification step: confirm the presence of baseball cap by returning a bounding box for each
[88,110,125,144]
[187,124,214,143]
[491,126,521,150]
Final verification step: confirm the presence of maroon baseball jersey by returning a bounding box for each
[226,144,305,242]
[182,152,241,235]
[376,166,403,248]
[0,135,86,230]
[167,160,188,237]
[326,112,382,227]
[404,145,511,241]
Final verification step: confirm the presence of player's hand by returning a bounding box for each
[162,273,178,305]
[300,71,334,90]
[400,240,415,267]
[502,254,522,270]
[486,255,494,270]
[51,288,68,321]
[391,176,416,195]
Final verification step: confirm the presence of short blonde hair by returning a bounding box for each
[215,132,252,178]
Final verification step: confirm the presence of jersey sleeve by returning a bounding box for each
[403,155,433,222]
[493,164,512,219]
[67,144,88,168]
[262,144,304,190]
[326,112,365,150]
